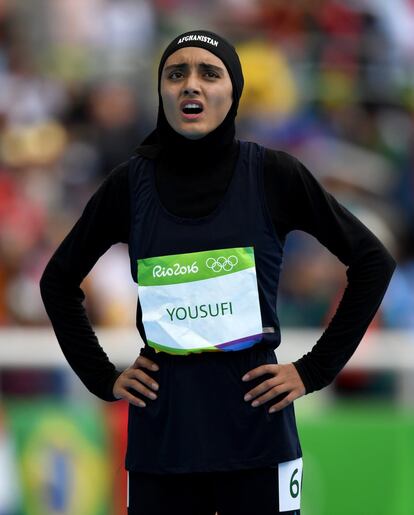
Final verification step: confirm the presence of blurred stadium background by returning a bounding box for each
[0,0,413,513]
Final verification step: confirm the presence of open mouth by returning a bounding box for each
[180,101,204,117]
[182,103,203,114]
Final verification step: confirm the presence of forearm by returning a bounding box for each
[293,242,396,393]
[40,258,121,401]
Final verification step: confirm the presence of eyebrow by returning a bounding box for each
[163,62,225,74]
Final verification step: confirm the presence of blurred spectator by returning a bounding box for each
[0,169,45,325]
[237,39,299,132]
[48,0,156,78]
[278,234,346,327]
[86,80,151,177]
[87,244,137,327]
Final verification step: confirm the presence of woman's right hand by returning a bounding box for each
[113,355,160,407]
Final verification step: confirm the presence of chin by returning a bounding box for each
[183,132,206,140]
[174,123,210,140]
[180,127,212,140]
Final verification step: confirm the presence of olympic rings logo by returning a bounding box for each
[205,255,238,273]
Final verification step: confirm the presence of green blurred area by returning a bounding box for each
[297,401,414,515]
[2,398,414,514]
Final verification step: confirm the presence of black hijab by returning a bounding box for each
[139,29,244,162]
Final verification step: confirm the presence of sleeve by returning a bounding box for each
[264,149,396,394]
[40,162,130,401]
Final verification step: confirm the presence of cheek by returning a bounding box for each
[213,92,232,120]
[161,92,174,114]
[160,83,176,111]
[160,93,179,127]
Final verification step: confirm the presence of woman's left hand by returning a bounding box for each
[242,363,306,413]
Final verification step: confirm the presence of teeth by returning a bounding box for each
[182,102,203,115]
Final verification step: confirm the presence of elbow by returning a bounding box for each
[39,263,48,292]
[347,236,397,286]
[39,264,52,304]
[380,247,397,280]
[367,229,397,278]
[39,258,61,304]
[387,254,397,275]
[39,258,84,308]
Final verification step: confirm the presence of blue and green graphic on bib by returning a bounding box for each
[137,247,263,354]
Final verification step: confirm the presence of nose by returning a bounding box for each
[182,72,200,96]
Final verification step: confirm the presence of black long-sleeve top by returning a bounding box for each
[40,140,396,401]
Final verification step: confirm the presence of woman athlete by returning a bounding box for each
[41,30,395,514]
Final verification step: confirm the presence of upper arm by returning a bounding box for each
[43,162,131,286]
[264,149,391,267]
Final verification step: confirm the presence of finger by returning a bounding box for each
[242,364,278,381]
[248,384,289,407]
[125,378,158,400]
[268,392,297,413]
[129,369,159,391]
[134,355,159,371]
[116,389,146,408]
[243,378,282,401]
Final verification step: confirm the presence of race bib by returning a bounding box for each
[278,457,303,512]
[137,247,263,354]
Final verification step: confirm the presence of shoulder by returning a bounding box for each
[238,140,295,164]
[92,159,132,206]
[103,159,130,185]
[261,147,324,194]
[133,143,161,160]
[102,152,150,191]
[257,146,306,193]
[238,140,300,176]
[104,145,158,186]
[262,147,300,172]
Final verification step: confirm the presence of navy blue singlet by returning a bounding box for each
[126,140,302,473]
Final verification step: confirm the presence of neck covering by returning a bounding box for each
[141,29,244,161]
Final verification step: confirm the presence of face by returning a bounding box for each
[160,47,233,139]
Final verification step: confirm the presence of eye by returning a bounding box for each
[204,71,219,79]
[168,71,183,80]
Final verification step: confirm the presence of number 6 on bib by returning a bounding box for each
[278,457,303,512]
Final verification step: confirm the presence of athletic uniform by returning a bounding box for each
[40,30,395,514]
